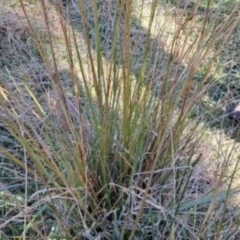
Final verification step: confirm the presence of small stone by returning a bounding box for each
[228,103,240,122]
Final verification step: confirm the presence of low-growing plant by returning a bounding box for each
[0,0,240,239]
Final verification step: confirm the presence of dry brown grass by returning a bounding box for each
[0,0,240,239]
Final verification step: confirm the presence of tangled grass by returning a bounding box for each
[0,0,240,239]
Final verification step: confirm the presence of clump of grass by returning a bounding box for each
[0,0,240,239]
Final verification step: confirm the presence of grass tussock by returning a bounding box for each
[0,0,240,239]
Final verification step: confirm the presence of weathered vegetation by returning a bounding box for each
[0,0,240,239]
